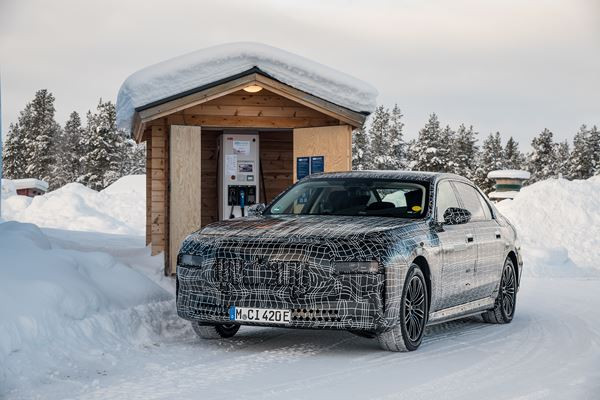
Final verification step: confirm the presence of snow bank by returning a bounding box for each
[116,42,378,132]
[0,221,174,395]
[1,175,146,235]
[496,176,600,277]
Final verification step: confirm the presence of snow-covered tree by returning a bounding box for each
[569,125,594,180]
[503,136,525,170]
[589,125,600,175]
[474,132,504,193]
[2,90,61,185]
[352,124,370,170]
[527,128,558,183]
[79,100,127,190]
[53,111,86,187]
[439,125,455,173]
[451,124,479,180]
[368,106,391,170]
[555,140,571,179]
[2,123,27,179]
[387,104,406,170]
[410,113,447,172]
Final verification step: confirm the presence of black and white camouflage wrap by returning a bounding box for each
[176,171,522,334]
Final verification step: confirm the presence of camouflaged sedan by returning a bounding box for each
[176,171,522,351]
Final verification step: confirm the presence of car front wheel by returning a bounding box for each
[377,264,428,352]
[192,322,240,339]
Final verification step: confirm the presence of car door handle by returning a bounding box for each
[466,234,474,243]
[495,231,502,239]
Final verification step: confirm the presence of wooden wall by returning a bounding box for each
[260,131,293,203]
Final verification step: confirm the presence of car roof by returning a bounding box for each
[303,170,472,184]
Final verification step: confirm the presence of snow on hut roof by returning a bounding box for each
[12,178,49,192]
[116,42,378,134]
[487,170,531,180]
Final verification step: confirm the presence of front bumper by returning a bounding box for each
[176,263,386,332]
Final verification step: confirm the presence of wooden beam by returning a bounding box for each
[164,114,339,129]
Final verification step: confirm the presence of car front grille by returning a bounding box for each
[214,258,305,287]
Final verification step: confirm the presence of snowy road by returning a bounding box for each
[3,228,599,400]
[19,279,600,399]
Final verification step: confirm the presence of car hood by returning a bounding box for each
[195,214,419,241]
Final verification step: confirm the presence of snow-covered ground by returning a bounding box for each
[1,176,599,399]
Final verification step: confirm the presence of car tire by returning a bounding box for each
[377,264,428,352]
[191,322,240,339]
[482,257,517,324]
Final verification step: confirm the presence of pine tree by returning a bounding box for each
[527,128,558,183]
[387,104,406,170]
[53,111,86,187]
[368,106,391,170]
[589,125,600,175]
[352,125,370,170]
[451,124,479,180]
[474,132,504,193]
[2,90,61,185]
[569,125,594,179]
[503,136,525,170]
[411,113,446,172]
[2,123,27,179]
[439,125,455,173]
[79,100,127,190]
[555,140,571,179]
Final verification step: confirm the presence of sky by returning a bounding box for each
[0,0,599,150]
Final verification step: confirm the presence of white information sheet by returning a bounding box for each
[225,154,238,176]
[233,140,250,155]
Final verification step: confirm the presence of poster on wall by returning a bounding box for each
[296,157,310,180]
[310,156,324,174]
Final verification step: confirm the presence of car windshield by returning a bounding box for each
[265,178,429,218]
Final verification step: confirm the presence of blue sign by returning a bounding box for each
[311,156,324,174]
[296,157,310,180]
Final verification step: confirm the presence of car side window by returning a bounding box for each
[453,182,487,221]
[436,181,460,222]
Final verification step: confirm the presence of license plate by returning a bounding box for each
[229,306,291,325]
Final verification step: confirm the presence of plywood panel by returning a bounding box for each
[170,125,202,274]
[293,125,352,182]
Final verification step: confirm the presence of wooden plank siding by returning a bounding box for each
[144,89,341,130]
[150,124,167,257]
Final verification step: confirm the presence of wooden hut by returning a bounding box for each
[116,43,377,274]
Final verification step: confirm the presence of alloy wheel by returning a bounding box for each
[501,263,516,317]
[404,275,426,342]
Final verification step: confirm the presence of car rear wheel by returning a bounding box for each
[192,322,240,339]
[377,264,428,352]
[482,257,517,324]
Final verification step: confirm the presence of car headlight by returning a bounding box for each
[179,254,203,266]
[333,261,380,274]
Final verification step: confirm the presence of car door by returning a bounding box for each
[435,180,478,310]
[453,181,504,300]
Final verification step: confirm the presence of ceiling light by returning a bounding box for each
[243,85,263,93]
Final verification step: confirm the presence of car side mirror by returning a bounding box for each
[443,207,472,225]
[247,203,266,216]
